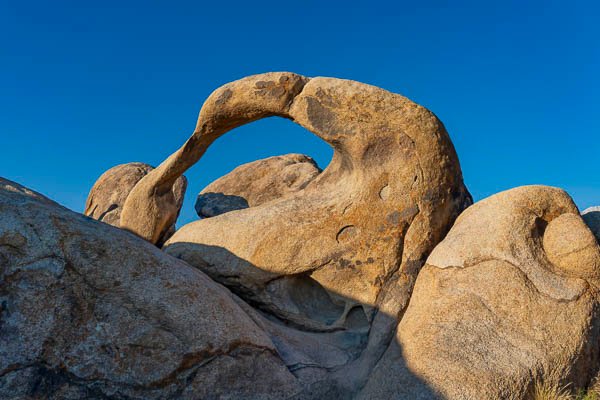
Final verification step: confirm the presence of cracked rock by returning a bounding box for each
[0,177,299,399]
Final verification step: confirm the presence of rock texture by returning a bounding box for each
[583,206,600,243]
[360,186,600,399]
[6,72,597,399]
[84,162,187,246]
[195,154,320,218]
[0,177,300,399]
[157,72,472,394]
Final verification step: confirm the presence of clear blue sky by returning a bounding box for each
[1,0,598,226]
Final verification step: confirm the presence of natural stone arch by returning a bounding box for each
[120,72,309,244]
[119,72,472,393]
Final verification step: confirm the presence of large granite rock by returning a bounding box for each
[583,206,600,243]
[0,178,300,399]
[360,186,600,399]
[9,72,597,399]
[155,72,472,394]
[3,74,475,399]
[84,162,187,246]
[195,153,321,218]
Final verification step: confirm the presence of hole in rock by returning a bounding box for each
[178,117,334,225]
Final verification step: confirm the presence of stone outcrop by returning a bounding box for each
[583,206,600,242]
[195,153,320,218]
[360,186,600,399]
[84,162,187,246]
[159,72,472,393]
[0,178,300,399]
[5,72,600,399]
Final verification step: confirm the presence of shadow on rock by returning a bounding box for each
[166,241,440,399]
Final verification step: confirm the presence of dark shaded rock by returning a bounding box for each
[583,206,600,243]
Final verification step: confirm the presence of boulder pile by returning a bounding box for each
[1,72,598,399]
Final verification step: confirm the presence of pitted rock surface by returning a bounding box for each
[6,73,600,399]
[118,72,473,393]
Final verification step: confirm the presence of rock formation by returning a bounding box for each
[195,153,320,218]
[2,72,599,399]
[360,186,600,399]
[0,177,299,399]
[160,72,472,394]
[583,206,600,242]
[84,162,187,246]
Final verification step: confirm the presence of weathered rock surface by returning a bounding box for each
[583,206,600,243]
[195,153,321,218]
[152,72,472,393]
[360,186,600,399]
[84,162,187,246]
[9,72,597,399]
[0,177,300,399]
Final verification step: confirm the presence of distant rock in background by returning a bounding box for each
[195,192,249,218]
[583,206,600,242]
[84,162,186,246]
[195,154,320,218]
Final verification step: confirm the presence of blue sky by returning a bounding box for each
[1,0,598,225]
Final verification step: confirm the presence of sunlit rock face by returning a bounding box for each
[359,186,600,399]
[194,153,321,218]
[5,72,600,399]
[161,72,472,394]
